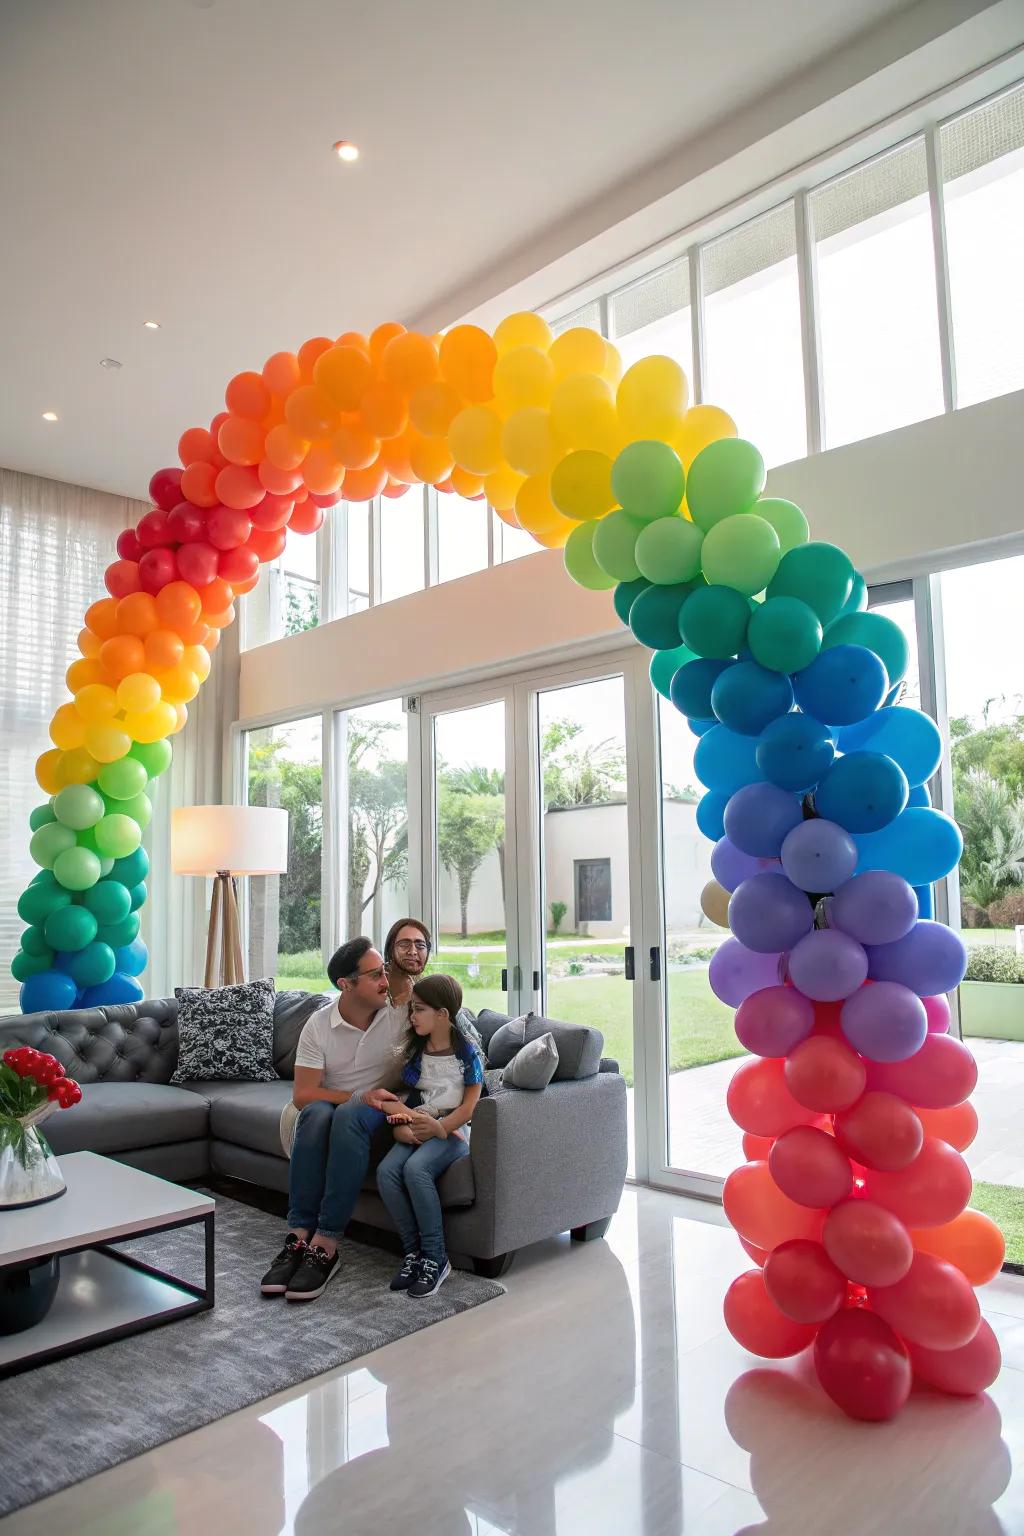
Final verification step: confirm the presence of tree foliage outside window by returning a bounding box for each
[951,708,1024,926]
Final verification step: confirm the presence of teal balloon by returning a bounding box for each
[747,596,823,674]
[686,439,766,531]
[823,611,909,686]
[21,925,52,958]
[12,950,53,982]
[649,643,698,700]
[30,821,77,870]
[679,585,750,659]
[563,522,616,591]
[129,881,147,911]
[82,879,132,926]
[17,882,71,926]
[98,756,149,800]
[67,941,117,989]
[613,577,651,626]
[767,542,855,625]
[754,498,809,554]
[29,804,57,832]
[44,903,99,953]
[52,845,102,892]
[97,911,141,949]
[629,582,693,650]
[592,510,644,581]
[129,739,172,778]
[52,783,105,831]
[837,571,868,618]
[611,441,685,521]
[112,847,149,886]
[634,517,704,585]
[700,513,781,597]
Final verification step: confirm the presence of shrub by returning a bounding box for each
[550,900,568,934]
[961,901,990,929]
[987,892,1024,929]
[964,947,1024,984]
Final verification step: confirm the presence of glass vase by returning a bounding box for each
[0,1117,66,1209]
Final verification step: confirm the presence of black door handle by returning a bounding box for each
[501,967,508,991]
[532,971,540,992]
[650,946,661,981]
[624,946,635,981]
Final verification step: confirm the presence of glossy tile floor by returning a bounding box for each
[7,1187,1024,1536]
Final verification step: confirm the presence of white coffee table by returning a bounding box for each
[0,1151,214,1378]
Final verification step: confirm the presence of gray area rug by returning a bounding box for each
[0,1189,504,1517]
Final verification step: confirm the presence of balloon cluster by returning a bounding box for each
[564,432,1000,1421]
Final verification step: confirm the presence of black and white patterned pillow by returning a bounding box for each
[171,979,278,1084]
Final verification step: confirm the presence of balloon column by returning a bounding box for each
[9,317,997,1417]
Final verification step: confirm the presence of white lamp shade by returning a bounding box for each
[172,805,289,876]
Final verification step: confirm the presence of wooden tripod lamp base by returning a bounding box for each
[205,871,245,988]
[172,806,290,990]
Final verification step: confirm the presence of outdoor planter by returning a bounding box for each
[960,980,1024,1041]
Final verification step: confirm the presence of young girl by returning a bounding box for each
[377,973,484,1297]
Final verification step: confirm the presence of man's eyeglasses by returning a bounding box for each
[394,940,429,953]
[354,966,387,982]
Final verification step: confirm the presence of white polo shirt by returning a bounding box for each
[279,997,408,1155]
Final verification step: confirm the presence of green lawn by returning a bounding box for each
[972,1181,1024,1266]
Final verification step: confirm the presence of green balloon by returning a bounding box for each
[68,940,116,988]
[592,510,644,581]
[53,783,105,832]
[112,847,149,886]
[44,903,99,953]
[754,498,809,554]
[686,439,766,531]
[94,813,143,859]
[116,792,153,832]
[83,879,133,925]
[767,542,854,626]
[29,822,77,870]
[838,572,868,617]
[130,739,172,779]
[629,583,693,651]
[98,757,149,800]
[613,577,651,626]
[563,522,616,591]
[129,880,148,911]
[635,516,704,585]
[747,596,823,673]
[97,911,140,948]
[679,585,751,659]
[29,804,57,832]
[12,949,54,982]
[611,441,685,522]
[17,882,71,926]
[701,513,781,597]
[21,925,52,958]
[53,846,102,892]
[823,611,909,686]
[649,643,698,700]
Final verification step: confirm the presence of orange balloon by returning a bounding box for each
[225,370,271,421]
[382,331,439,392]
[66,658,106,692]
[723,1161,824,1252]
[183,643,211,682]
[369,322,406,367]
[915,1102,979,1151]
[204,603,236,631]
[217,415,265,467]
[450,465,485,499]
[439,325,497,402]
[258,458,304,495]
[36,748,64,794]
[264,423,309,471]
[727,1057,819,1137]
[56,748,100,787]
[99,634,146,681]
[85,598,120,639]
[297,336,334,380]
[215,464,264,510]
[408,433,455,485]
[155,581,202,634]
[484,465,526,515]
[178,426,218,467]
[231,571,260,596]
[335,330,369,353]
[49,703,86,750]
[911,1209,1005,1286]
[342,462,389,501]
[285,386,339,441]
[359,383,408,440]
[331,417,380,470]
[378,429,419,485]
[180,461,219,508]
[301,444,346,495]
[262,351,302,398]
[196,577,234,617]
[77,627,102,659]
[116,591,159,637]
[314,344,374,411]
[156,664,200,703]
[145,628,185,670]
[409,381,462,437]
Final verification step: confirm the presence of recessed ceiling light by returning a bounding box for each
[143,320,161,330]
[42,411,58,422]
[333,140,359,163]
[100,357,122,370]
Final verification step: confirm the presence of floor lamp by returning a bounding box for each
[172,806,289,988]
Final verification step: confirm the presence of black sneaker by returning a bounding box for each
[407,1256,451,1298]
[285,1243,340,1302]
[390,1252,422,1291]
[260,1232,307,1295]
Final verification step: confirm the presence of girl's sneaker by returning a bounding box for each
[408,1256,451,1298]
[390,1252,422,1291]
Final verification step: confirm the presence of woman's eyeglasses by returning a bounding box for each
[394,940,429,953]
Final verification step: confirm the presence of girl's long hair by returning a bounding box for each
[399,973,474,1067]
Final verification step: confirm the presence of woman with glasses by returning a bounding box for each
[383,918,433,1006]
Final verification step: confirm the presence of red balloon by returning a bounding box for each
[167,500,208,543]
[764,1239,846,1324]
[822,1198,913,1286]
[784,1034,866,1112]
[309,491,340,507]
[149,466,183,511]
[870,1252,981,1351]
[207,506,254,551]
[865,1034,977,1108]
[177,541,220,587]
[739,1236,769,1267]
[247,526,288,563]
[834,1090,924,1171]
[105,559,142,598]
[138,547,178,594]
[137,508,175,549]
[726,1058,819,1138]
[770,1126,852,1209]
[724,1269,819,1358]
[907,1318,1001,1396]
[865,1136,972,1228]
[116,528,143,562]
[724,1160,825,1252]
[290,501,326,534]
[250,494,295,531]
[813,1308,911,1422]
[742,1131,774,1161]
[218,546,260,584]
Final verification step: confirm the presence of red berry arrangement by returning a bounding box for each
[1,1048,82,1167]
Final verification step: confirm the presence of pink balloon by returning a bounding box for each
[734,986,815,1057]
[770,1126,853,1209]
[923,994,951,1033]
[784,1034,867,1112]
[865,1136,972,1228]
[869,1252,981,1351]
[822,1198,914,1287]
[814,1308,912,1422]
[834,1091,924,1172]
[865,1034,977,1109]
[908,1318,1001,1395]
[726,1058,819,1138]
[764,1239,846,1324]
[724,1269,819,1358]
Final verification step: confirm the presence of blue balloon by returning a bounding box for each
[697,791,729,840]
[837,706,941,788]
[688,717,717,737]
[724,783,804,858]
[711,662,794,737]
[114,938,149,977]
[694,726,762,795]
[907,782,931,807]
[915,884,934,918]
[853,807,963,886]
[793,644,888,726]
[20,969,78,1013]
[111,847,149,886]
[756,714,835,792]
[671,659,732,720]
[866,919,968,996]
[80,972,145,1008]
[814,751,909,833]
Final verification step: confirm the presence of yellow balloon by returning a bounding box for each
[85,722,132,764]
[447,405,504,476]
[484,465,527,518]
[171,703,189,735]
[156,665,201,704]
[617,355,689,442]
[493,311,553,355]
[601,341,623,388]
[700,880,731,928]
[550,375,619,453]
[57,748,101,786]
[74,683,118,725]
[492,347,555,413]
[183,644,212,683]
[36,748,64,794]
[549,450,616,521]
[673,404,738,467]
[117,672,161,714]
[502,408,561,476]
[549,327,607,381]
[49,703,87,751]
[125,702,178,745]
[408,380,462,438]
[515,476,577,549]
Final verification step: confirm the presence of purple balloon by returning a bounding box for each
[708,939,783,1008]
[734,985,815,1056]
[840,981,929,1062]
[728,872,814,955]
[780,818,857,893]
[723,783,803,858]
[710,837,779,893]
[866,919,968,997]
[787,929,868,1001]
[829,871,918,946]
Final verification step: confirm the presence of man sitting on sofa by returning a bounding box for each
[260,936,406,1303]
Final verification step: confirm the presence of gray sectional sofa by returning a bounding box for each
[0,992,628,1277]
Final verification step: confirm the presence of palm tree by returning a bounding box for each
[956,768,1024,915]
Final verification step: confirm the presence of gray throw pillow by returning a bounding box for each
[502,1032,559,1091]
[486,1012,602,1081]
[172,978,278,1084]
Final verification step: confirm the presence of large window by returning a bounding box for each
[242,525,323,650]
[437,492,489,584]
[244,716,323,987]
[378,487,425,605]
[344,501,371,615]
[611,260,693,378]
[496,514,538,564]
[339,698,411,956]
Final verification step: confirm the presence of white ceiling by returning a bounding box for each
[0,0,950,498]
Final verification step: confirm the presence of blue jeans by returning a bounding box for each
[287,1099,386,1242]
[376,1134,470,1263]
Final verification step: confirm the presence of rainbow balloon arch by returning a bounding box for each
[10,315,1002,1418]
